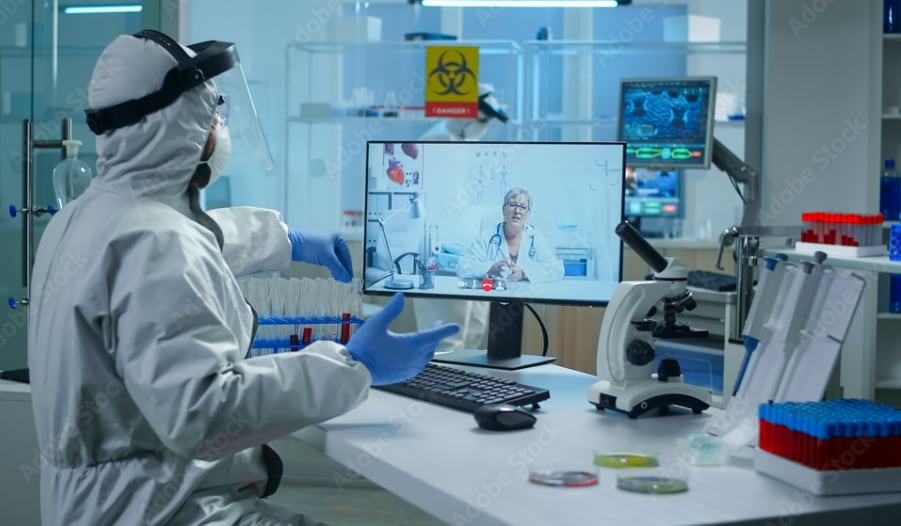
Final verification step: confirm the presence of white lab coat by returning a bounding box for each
[457,222,565,284]
[412,122,490,353]
[28,35,370,526]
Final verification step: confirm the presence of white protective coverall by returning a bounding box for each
[28,35,370,525]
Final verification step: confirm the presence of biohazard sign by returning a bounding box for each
[425,46,479,119]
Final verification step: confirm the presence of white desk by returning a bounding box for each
[292,365,901,526]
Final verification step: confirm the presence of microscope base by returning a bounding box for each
[588,379,711,419]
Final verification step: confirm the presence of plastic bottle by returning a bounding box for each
[886,0,901,33]
[52,139,93,209]
[880,159,901,221]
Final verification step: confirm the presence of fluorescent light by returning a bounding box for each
[63,5,143,14]
[420,0,620,6]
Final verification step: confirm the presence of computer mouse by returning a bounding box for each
[473,404,537,431]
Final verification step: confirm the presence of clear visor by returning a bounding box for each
[212,63,273,173]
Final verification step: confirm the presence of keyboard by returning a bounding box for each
[375,362,550,413]
[687,270,737,292]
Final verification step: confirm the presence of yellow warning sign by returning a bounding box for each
[425,46,479,119]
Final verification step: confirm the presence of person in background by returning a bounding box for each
[457,187,564,284]
[413,84,509,354]
[28,30,457,526]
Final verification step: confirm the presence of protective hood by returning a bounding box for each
[88,34,217,198]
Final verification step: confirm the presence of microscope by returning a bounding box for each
[587,221,712,418]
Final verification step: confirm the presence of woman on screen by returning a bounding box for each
[457,188,564,283]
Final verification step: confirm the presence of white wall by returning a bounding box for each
[758,0,879,225]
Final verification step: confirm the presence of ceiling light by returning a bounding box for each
[63,5,143,15]
[419,0,624,7]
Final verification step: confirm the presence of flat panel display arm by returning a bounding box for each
[713,138,760,228]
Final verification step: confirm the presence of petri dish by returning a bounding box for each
[593,452,660,468]
[617,475,689,494]
[529,466,599,488]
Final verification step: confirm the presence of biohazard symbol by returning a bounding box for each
[427,51,477,96]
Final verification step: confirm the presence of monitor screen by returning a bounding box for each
[618,77,717,170]
[624,166,681,218]
[363,141,625,308]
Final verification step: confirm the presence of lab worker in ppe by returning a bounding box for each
[457,187,564,284]
[27,30,457,526]
[413,84,508,353]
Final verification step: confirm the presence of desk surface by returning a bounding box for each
[294,365,901,526]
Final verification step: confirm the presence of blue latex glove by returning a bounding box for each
[345,294,460,386]
[288,230,353,282]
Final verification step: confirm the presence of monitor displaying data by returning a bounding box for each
[618,77,717,170]
[624,166,681,218]
[363,141,625,307]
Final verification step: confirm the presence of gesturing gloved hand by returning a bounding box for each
[345,293,460,386]
[288,230,353,282]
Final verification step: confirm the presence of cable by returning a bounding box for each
[728,173,747,204]
[524,303,549,357]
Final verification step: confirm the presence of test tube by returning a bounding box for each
[341,312,351,344]
[302,327,313,347]
[290,332,300,352]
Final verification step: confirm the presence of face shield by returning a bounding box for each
[85,29,273,173]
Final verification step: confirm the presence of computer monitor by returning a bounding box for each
[363,140,625,369]
[624,166,681,216]
[618,77,717,170]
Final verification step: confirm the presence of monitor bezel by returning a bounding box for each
[362,139,626,308]
[617,76,717,171]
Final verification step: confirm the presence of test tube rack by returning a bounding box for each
[754,400,901,495]
[890,224,901,261]
[247,315,365,357]
[796,212,887,257]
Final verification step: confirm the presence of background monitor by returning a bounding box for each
[363,140,625,369]
[618,77,717,170]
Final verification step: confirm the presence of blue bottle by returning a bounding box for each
[880,159,901,221]
[886,0,901,33]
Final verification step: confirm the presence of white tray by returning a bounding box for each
[755,449,901,496]
[794,242,887,258]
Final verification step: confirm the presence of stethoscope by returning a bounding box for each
[488,222,536,261]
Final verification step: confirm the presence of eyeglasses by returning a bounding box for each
[505,202,530,212]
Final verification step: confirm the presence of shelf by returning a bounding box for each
[884,34,901,41]
[776,249,901,273]
[877,312,901,320]
[522,40,746,56]
[288,115,437,124]
[883,221,901,228]
[882,114,901,119]
[875,378,901,389]
[288,39,521,55]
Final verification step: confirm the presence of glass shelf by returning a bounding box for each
[522,40,746,56]
[288,39,522,56]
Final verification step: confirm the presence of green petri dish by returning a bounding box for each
[593,453,660,468]
[617,476,689,494]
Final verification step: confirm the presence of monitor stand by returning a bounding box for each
[432,301,557,370]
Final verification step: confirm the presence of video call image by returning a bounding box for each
[364,141,625,306]
[620,78,714,168]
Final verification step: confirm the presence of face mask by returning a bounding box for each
[202,122,231,187]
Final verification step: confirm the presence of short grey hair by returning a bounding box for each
[503,187,532,209]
